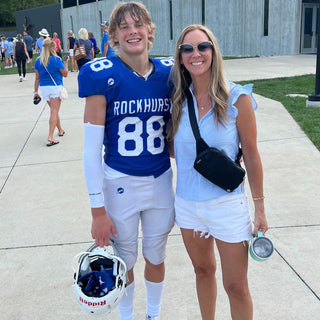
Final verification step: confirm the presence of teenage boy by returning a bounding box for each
[78,2,174,320]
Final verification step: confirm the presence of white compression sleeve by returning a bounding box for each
[83,122,105,208]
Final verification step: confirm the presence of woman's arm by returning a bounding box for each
[59,59,69,77]
[235,94,268,235]
[34,69,40,97]
[24,43,30,60]
[91,43,94,59]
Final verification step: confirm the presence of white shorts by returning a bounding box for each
[175,192,253,243]
[103,169,175,270]
[69,49,74,56]
[40,85,62,101]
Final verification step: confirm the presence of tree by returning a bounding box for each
[0,0,59,27]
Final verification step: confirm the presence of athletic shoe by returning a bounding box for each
[145,315,160,320]
[19,76,22,82]
[23,77,27,81]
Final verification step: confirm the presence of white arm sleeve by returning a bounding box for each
[83,122,105,208]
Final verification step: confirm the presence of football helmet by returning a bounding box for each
[73,241,127,317]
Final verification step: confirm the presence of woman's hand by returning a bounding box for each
[252,202,268,236]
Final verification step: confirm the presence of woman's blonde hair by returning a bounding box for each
[108,1,155,52]
[53,32,58,38]
[67,30,75,38]
[39,39,57,67]
[16,34,23,42]
[168,24,229,141]
[78,27,89,41]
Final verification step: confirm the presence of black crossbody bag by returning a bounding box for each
[186,89,245,192]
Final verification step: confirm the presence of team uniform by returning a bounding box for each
[78,56,175,270]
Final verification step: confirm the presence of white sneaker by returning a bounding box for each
[145,315,160,320]
[19,76,22,82]
[23,77,27,81]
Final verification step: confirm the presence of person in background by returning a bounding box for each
[23,31,34,68]
[3,36,13,69]
[67,30,77,72]
[53,32,62,57]
[36,28,50,54]
[100,20,115,57]
[34,39,69,147]
[8,37,15,67]
[88,31,98,58]
[74,27,94,70]
[78,2,174,320]
[14,34,30,82]
[0,34,5,61]
[169,24,268,320]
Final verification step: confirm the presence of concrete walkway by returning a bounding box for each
[0,55,319,320]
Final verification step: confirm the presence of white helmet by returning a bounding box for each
[73,242,127,317]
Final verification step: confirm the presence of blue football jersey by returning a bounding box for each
[78,56,174,177]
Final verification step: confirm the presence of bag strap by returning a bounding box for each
[186,88,242,164]
[44,65,58,88]
[186,89,209,154]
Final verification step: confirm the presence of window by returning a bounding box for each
[169,0,173,40]
[79,0,96,5]
[63,0,77,8]
[264,0,269,36]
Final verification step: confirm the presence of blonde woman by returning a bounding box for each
[169,24,268,319]
[74,27,93,70]
[34,39,69,146]
[67,30,77,72]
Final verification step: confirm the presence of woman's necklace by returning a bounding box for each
[197,96,212,111]
[193,87,212,111]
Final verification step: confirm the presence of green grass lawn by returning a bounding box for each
[0,52,71,75]
[1,56,319,151]
[238,74,320,151]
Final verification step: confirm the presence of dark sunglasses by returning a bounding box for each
[179,41,213,55]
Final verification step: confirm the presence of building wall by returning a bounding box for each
[16,0,302,57]
[15,4,63,46]
[260,0,302,56]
